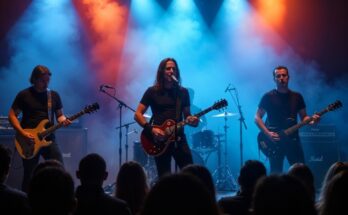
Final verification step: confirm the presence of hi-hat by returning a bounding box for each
[211,112,237,118]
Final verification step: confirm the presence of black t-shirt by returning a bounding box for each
[140,86,190,127]
[258,89,305,130]
[11,86,63,129]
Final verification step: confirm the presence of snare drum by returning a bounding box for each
[192,130,215,149]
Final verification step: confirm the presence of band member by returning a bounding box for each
[8,65,71,192]
[134,58,199,178]
[254,66,319,173]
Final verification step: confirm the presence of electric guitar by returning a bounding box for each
[15,102,100,159]
[257,100,342,157]
[140,99,228,156]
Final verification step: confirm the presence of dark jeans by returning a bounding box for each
[269,138,305,173]
[21,141,64,192]
[154,135,193,178]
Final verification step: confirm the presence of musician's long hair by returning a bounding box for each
[154,57,181,90]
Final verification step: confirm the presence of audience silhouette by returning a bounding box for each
[288,163,315,202]
[28,167,76,215]
[0,144,31,214]
[139,173,221,215]
[181,164,216,201]
[115,161,149,215]
[251,174,316,215]
[319,170,348,215]
[3,136,348,215]
[75,153,131,215]
[218,160,266,215]
[317,161,348,211]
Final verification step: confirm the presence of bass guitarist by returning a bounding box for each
[134,58,199,178]
[8,65,71,192]
[254,66,320,173]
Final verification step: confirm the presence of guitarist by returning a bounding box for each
[254,66,320,173]
[134,58,199,178]
[8,65,71,192]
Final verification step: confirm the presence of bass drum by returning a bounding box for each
[192,130,216,149]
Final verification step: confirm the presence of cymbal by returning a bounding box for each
[143,114,152,118]
[211,112,237,118]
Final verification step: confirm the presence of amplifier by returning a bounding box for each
[300,124,338,190]
[0,115,82,129]
[299,124,336,143]
[0,128,87,190]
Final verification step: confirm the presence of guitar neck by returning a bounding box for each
[40,110,86,137]
[284,107,329,135]
[195,106,215,118]
[175,106,216,130]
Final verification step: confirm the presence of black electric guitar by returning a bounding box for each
[141,99,228,156]
[257,100,342,157]
[15,103,100,159]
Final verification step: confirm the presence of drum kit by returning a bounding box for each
[191,111,238,191]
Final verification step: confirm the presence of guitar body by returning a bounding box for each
[257,130,294,157]
[15,119,52,159]
[140,99,228,156]
[140,119,177,156]
[14,102,100,159]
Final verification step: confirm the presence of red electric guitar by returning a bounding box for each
[140,99,228,156]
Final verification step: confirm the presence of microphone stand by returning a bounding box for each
[100,88,136,168]
[115,121,137,162]
[227,87,247,168]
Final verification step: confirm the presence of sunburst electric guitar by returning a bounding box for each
[257,100,342,157]
[15,102,100,159]
[140,99,228,156]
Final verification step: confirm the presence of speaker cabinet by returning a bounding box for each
[0,128,87,190]
[56,128,88,186]
[300,125,337,190]
[0,130,23,190]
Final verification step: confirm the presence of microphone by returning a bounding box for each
[99,84,114,91]
[170,75,179,83]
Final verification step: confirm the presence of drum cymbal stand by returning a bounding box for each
[212,112,237,191]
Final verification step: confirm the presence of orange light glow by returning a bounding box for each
[73,0,129,83]
[255,0,286,28]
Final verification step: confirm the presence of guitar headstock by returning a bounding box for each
[212,99,228,110]
[327,100,342,112]
[84,102,100,114]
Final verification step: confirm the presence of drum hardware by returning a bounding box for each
[116,121,138,162]
[212,111,238,191]
[143,152,157,186]
[132,141,157,185]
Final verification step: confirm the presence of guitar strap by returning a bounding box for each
[47,89,53,124]
[175,90,182,123]
[174,88,182,145]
